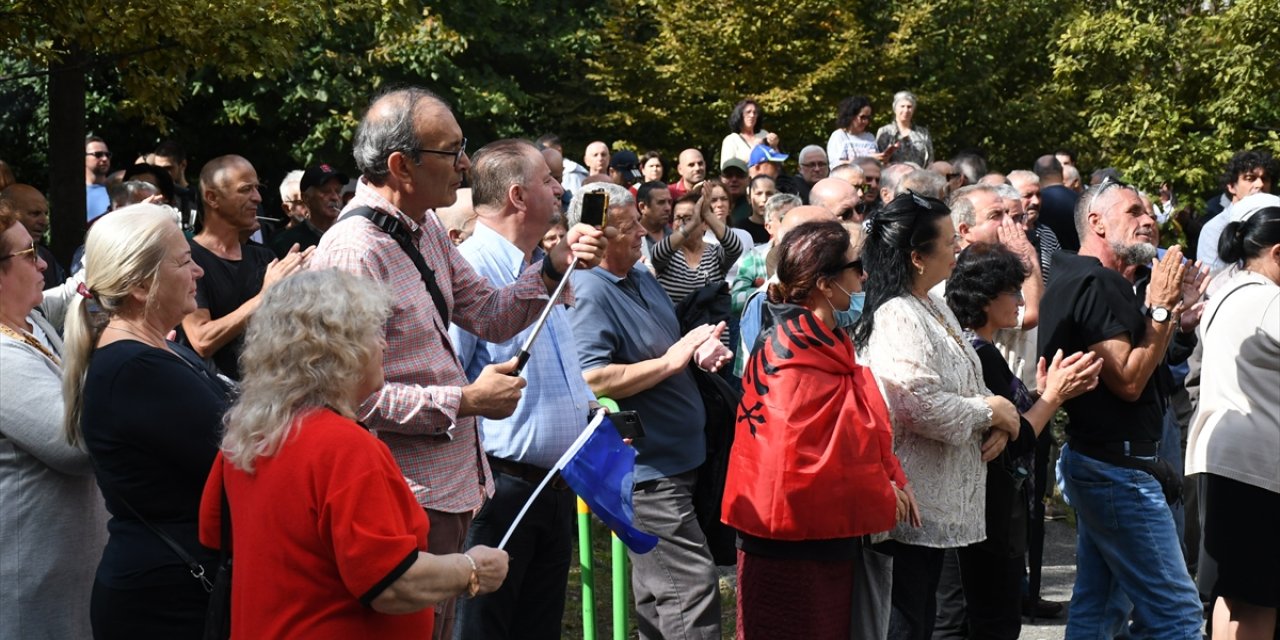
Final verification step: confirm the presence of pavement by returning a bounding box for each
[1021,518,1075,639]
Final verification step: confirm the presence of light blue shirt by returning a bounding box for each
[86,184,110,222]
[449,222,596,469]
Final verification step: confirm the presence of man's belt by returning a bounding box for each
[1068,439,1181,505]
[1070,439,1160,459]
[487,456,569,491]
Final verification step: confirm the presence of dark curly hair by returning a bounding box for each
[852,191,951,347]
[836,96,873,130]
[728,99,764,135]
[1221,149,1278,191]
[945,242,1028,330]
[768,220,851,305]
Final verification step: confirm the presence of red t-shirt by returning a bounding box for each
[199,408,432,639]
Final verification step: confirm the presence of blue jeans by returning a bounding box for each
[1058,444,1202,639]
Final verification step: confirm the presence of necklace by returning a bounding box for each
[911,294,981,378]
[0,320,60,366]
[105,322,167,350]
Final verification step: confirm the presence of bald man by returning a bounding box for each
[808,177,861,222]
[0,184,66,288]
[583,141,610,177]
[669,148,706,200]
[181,155,309,379]
[435,187,478,246]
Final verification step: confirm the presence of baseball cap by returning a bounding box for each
[610,150,642,182]
[300,163,348,192]
[748,145,788,168]
[1227,192,1280,223]
[720,157,748,175]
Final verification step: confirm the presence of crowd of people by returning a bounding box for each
[0,87,1276,640]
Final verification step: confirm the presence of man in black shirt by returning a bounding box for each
[1034,154,1080,251]
[181,155,309,379]
[1037,182,1203,637]
[269,163,348,257]
[0,184,67,289]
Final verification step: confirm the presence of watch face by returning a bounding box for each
[1152,307,1171,322]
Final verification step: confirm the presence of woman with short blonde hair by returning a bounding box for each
[200,269,508,638]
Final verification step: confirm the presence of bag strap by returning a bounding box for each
[104,476,213,592]
[1204,280,1264,333]
[342,206,450,326]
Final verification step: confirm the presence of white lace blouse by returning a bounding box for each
[859,293,995,548]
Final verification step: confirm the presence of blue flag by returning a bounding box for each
[558,414,659,554]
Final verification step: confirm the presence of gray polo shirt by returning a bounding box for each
[569,265,707,482]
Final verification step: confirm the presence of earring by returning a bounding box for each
[917,264,925,276]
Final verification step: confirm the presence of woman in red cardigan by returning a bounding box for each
[722,220,917,640]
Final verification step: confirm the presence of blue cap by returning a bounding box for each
[748,145,788,168]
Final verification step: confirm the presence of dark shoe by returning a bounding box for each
[1022,596,1065,621]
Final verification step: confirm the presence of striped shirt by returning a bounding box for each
[650,229,744,307]
[309,179,572,513]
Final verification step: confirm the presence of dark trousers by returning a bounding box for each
[884,541,946,640]
[427,508,473,640]
[454,469,575,640]
[933,546,1023,640]
[90,577,209,640]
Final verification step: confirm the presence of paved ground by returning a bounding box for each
[1021,519,1076,639]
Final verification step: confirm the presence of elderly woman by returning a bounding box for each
[198,269,508,638]
[853,192,1020,640]
[1187,207,1280,640]
[0,201,107,638]
[875,91,934,167]
[724,220,912,639]
[721,98,780,167]
[62,204,233,638]
[827,96,882,166]
[945,243,1100,638]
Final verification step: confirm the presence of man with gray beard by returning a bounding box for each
[1036,182,1204,638]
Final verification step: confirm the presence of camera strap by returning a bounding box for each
[342,206,450,327]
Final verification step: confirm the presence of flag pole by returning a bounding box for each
[511,262,574,376]
[497,411,604,550]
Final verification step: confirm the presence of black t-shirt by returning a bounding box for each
[187,239,274,379]
[269,222,323,258]
[736,217,771,245]
[1037,252,1163,443]
[81,340,228,588]
[1040,185,1079,251]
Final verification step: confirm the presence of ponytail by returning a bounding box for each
[1217,207,1280,267]
[61,296,108,447]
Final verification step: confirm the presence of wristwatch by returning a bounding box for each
[1147,305,1172,323]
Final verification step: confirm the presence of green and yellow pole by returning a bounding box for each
[612,533,630,639]
[578,497,597,640]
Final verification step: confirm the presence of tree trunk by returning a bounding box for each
[47,42,87,268]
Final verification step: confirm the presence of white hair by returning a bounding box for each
[279,169,303,201]
[893,91,918,109]
[799,145,826,163]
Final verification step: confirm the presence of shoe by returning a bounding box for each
[1022,596,1064,621]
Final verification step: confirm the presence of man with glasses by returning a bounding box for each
[180,155,309,380]
[1039,181,1204,638]
[796,145,829,203]
[309,87,605,640]
[85,135,112,222]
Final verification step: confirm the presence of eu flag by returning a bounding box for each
[559,414,660,554]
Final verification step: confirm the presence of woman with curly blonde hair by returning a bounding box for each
[199,269,508,638]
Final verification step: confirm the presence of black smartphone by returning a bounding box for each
[580,191,609,228]
[610,410,645,440]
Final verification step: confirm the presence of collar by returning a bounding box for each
[347,177,424,237]
[468,222,542,275]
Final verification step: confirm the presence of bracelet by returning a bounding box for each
[462,553,480,597]
[541,255,565,282]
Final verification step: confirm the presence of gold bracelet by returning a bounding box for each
[462,553,480,597]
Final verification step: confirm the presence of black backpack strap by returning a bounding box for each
[342,206,450,326]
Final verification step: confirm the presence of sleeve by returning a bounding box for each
[826,130,846,166]
[198,454,225,550]
[1074,281,1131,347]
[731,252,765,314]
[649,233,677,275]
[1261,291,1280,344]
[0,341,92,475]
[715,229,744,277]
[318,452,425,605]
[568,280,619,373]
[720,134,737,166]
[920,128,934,166]
[875,125,895,152]
[447,230,574,343]
[864,301,992,446]
[976,343,1014,400]
[39,269,84,334]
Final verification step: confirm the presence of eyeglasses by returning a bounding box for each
[800,162,827,169]
[856,114,872,121]
[1001,289,1025,302]
[945,172,961,180]
[411,137,468,168]
[86,151,113,159]
[0,241,38,264]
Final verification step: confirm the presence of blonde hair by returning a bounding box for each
[62,204,183,446]
[220,269,392,472]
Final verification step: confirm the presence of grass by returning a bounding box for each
[561,518,737,639]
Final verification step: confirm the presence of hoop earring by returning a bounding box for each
[916,264,925,276]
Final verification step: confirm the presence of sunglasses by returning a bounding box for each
[86,151,113,159]
[0,241,38,264]
[828,258,863,274]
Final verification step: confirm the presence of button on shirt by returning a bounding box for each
[449,223,596,469]
[309,179,573,512]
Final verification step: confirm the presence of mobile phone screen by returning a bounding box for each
[580,192,609,228]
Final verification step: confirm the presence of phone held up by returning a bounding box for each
[580,191,609,228]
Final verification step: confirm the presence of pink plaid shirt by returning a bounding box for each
[309,179,573,512]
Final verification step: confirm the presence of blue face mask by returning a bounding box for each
[832,283,865,328]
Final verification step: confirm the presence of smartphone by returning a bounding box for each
[610,410,645,440]
[580,191,609,228]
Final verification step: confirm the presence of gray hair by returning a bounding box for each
[470,139,538,209]
[764,193,802,224]
[1006,170,1039,190]
[830,163,864,181]
[352,87,447,185]
[948,184,1002,227]
[882,163,916,195]
[1074,181,1140,244]
[897,169,947,199]
[798,145,826,163]
[566,182,634,228]
[892,91,918,109]
[109,180,161,210]
[279,169,303,201]
[993,184,1022,202]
